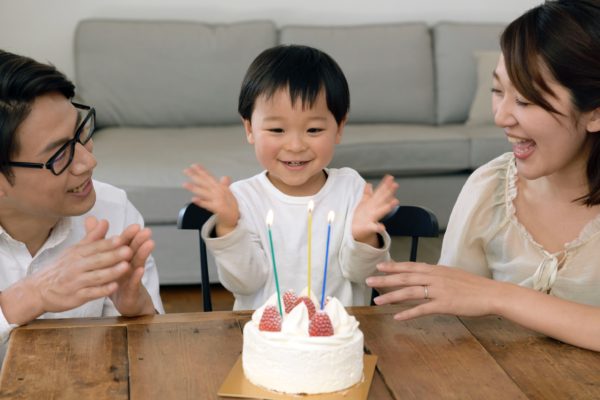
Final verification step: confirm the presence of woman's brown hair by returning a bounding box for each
[500,0,600,205]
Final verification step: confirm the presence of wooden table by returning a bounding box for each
[1,305,599,399]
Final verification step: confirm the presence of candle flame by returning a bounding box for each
[327,211,335,223]
[266,209,274,226]
[307,200,314,213]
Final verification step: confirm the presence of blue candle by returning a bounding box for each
[320,211,335,309]
[266,210,283,316]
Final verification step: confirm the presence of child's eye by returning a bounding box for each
[267,128,284,134]
[307,128,324,135]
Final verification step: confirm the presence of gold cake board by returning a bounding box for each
[218,354,377,399]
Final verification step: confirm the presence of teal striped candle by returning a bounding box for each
[266,209,283,316]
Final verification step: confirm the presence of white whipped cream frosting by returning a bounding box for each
[242,289,364,394]
[250,291,360,343]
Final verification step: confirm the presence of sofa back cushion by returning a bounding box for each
[75,20,276,127]
[433,22,505,124]
[280,23,435,124]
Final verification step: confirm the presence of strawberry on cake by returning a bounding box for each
[242,289,364,395]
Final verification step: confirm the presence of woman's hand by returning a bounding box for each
[366,261,504,320]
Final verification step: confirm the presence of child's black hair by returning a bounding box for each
[238,45,350,125]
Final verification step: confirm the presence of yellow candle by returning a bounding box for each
[307,200,314,297]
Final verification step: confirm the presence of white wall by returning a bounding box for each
[0,0,541,79]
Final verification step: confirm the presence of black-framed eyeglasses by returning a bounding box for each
[8,102,96,176]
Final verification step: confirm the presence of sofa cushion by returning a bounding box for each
[434,22,505,124]
[75,20,276,127]
[280,23,435,124]
[466,51,501,126]
[91,125,261,223]
[464,125,511,168]
[92,123,474,224]
[330,124,471,177]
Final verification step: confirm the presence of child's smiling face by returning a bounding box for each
[243,87,345,196]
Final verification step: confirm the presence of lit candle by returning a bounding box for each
[266,209,283,316]
[307,200,314,297]
[320,211,335,310]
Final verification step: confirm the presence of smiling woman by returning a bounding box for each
[367,0,600,352]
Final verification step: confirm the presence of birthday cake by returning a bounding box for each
[242,289,364,394]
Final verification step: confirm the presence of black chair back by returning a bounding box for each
[382,205,439,262]
[177,203,440,311]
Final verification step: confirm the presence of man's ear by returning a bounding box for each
[242,118,255,144]
[335,116,347,144]
[586,107,600,133]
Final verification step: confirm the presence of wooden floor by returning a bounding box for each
[160,235,443,313]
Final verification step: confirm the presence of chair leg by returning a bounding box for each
[199,237,212,312]
[410,237,419,262]
[370,289,379,306]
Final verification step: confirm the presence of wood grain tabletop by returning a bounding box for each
[1,305,598,399]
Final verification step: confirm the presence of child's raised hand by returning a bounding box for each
[183,164,240,236]
[352,175,399,247]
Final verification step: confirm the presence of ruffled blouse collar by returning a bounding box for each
[504,154,600,291]
[504,154,600,253]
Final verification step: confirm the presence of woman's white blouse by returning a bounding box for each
[439,152,600,306]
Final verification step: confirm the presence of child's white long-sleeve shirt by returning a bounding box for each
[201,167,391,310]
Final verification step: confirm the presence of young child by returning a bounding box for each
[184,45,399,310]
[367,0,600,351]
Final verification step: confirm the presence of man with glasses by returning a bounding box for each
[8,102,96,176]
[0,50,164,355]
